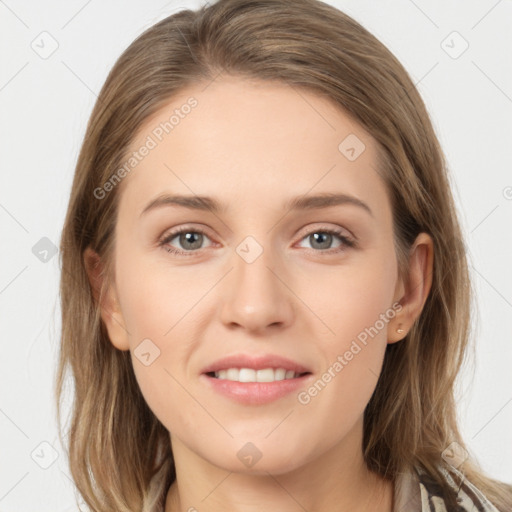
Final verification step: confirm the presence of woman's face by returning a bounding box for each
[99,76,411,474]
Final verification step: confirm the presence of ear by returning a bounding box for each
[83,246,130,351]
[388,232,434,344]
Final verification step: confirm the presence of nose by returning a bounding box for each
[219,241,295,334]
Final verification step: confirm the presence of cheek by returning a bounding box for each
[297,255,396,410]
[303,251,398,347]
[115,251,208,429]
[116,246,204,340]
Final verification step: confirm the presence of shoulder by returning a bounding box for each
[414,464,502,511]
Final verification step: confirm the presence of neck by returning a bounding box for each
[164,419,394,512]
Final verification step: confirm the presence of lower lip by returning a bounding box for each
[200,373,312,405]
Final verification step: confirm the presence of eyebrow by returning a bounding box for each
[139,192,373,218]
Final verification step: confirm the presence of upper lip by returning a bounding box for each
[201,353,311,374]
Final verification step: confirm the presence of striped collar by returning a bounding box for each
[394,464,500,511]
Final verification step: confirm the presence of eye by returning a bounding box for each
[158,225,356,257]
[158,226,213,256]
[296,227,356,255]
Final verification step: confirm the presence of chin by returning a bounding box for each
[199,437,313,476]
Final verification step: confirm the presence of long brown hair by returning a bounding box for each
[56,0,512,510]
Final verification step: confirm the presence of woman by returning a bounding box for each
[56,0,512,511]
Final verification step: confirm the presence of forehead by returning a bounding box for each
[117,76,389,220]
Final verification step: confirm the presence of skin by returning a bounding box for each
[85,76,433,512]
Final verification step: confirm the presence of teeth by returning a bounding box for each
[213,367,302,382]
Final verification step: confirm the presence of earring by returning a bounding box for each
[396,324,404,334]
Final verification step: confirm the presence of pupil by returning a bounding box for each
[311,232,331,249]
[181,232,202,250]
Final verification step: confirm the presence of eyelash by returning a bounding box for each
[158,225,356,257]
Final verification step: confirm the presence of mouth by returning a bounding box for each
[201,370,313,405]
[200,354,314,406]
[200,353,313,405]
[205,368,311,382]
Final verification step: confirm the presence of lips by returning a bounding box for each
[199,353,313,405]
[200,353,311,376]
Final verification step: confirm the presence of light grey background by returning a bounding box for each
[1,0,511,510]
